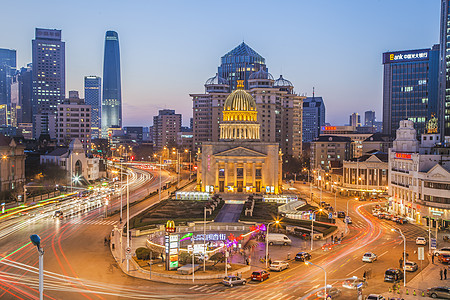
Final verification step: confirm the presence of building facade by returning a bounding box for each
[84,76,101,139]
[101,31,121,137]
[349,113,361,127]
[0,48,16,106]
[383,46,440,138]
[388,119,450,227]
[197,81,282,194]
[440,0,450,138]
[56,91,91,148]
[310,135,352,171]
[32,28,65,139]
[152,109,181,150]
[365,110,376,127]
[302,95,325,142]
[0,135,25,192]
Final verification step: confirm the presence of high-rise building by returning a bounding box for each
[383,46,439,138]
[17,64,33,124]
[218,42,267,91]
[349,113,361,127]
[152,109,181,150]
[441,0,450,139]
[32,28,65,138]
[0,48,16,106]
[56,91,91,148]
[84,76,101,139]
[302,95,326,142]
[101,31,121,137]
[364,110,376,127]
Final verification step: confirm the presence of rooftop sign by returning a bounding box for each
[395,153,412,160]
[383,49,429,64]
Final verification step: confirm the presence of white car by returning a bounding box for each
[415,237,427,245]
[269,260,289,272]
[362,252,377,263]
[342,277,367,289]
[404,261,418,272]
[433,247,450,256]
[366,295,386,300]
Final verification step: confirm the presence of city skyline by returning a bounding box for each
[0,0,440,127]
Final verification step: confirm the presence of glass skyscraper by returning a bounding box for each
[101,31,122,137]
[382,46,440,137]
[84,76,101,139]
[218,42,267,91]
[302,96,325,142]
[32,28,65,138]
[440,0,450,137]
[0,48,17,106]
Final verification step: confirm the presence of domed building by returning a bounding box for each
[197,81,282,194]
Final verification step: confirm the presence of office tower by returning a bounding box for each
[101,31,122,137]
[218,42,267,91]
[441,0,450,138]
[302,94,326,142]
[124,126,143,143]
[18,65,33,124]
[152,109,181,150]
[84,76,101,139]
[349,113,361,127]
[32,28,65,138]
[0,49,16,106]
[365,110,376,127]
[383,46,439,137]
[56,91,91,148]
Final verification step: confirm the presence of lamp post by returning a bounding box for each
[265,220,280,268]
[185,149,192,181]
[333,182,337,212]
[30,234,44,300]
[392,228,406,287]
[305,261,327,300]
[203,206,206,272]
[311,211,315,251]
[126,173,130,272]
[303,168,312,202]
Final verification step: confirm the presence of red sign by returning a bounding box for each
[395,153,412,160]
[322,126,337,131]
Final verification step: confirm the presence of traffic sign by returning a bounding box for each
[328,213,333,219]
[431,238,437,250]
[126,247,131,254]
[418,247,424,260]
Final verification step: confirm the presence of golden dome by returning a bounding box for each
[223,81,256,111]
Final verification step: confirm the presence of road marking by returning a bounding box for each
[189,285,198,290]
[304,284,320,295]
[346,263,367,276]
[378,250,389,258]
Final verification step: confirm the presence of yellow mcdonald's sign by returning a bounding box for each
[165,220,176,233]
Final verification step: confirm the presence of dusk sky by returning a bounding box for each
[0,0,440,127]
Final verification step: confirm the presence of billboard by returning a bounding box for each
[383,49,429,64]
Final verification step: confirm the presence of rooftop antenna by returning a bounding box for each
[313,87,315,99]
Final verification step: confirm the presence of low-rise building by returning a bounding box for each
[0,135,25,192]
[310,135,352,172]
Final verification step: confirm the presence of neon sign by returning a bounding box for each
[395,153,412,160]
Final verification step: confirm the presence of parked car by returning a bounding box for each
[416,237,427,245]
[222,275,246,287]
[269,260,289,272]
[316,286,342,298]
[366,295,386,300]
[267,233,292,246]
[342,277,367,289]
[295,252,311,262]
[438,254,450,264]
[251,270,270,281]
[53,210,63,218]
[427,287,450,299]
[434,248,450,257]
[337,211,346,218]
[404,261,418,272]
[384,268,403,282]
[362,252,377,263]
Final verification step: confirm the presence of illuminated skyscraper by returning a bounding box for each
[84,76,101,139]
[101,31,121,137]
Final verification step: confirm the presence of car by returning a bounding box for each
[404,261,418,272]
[251,270,270,281]
[427,287,450,299]
[53,210,63,218]
[438,254,450,264]
[416,237,427,245]
[345,216,352,224]
[316,286,342,298]
[295,252,311,262]
[366,295,386,300]
[269,260,289,271]
[267,233,292,246]
[434,248,450,257]
[362,252,377,263]
[337,211,346,218]
[222,275,246,287]
[322,243,337,251]
[384,268,403,282]
[342,277,367,289]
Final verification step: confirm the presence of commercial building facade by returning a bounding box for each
[0,48,16,106]
[101,31,121,137]
[302,96,325,142]
[382,46,439,138]
[152,109,181,151]
[310,135,352,171]
[84,76,101,139]
[32,28,65,138]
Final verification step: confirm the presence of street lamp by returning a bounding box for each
[305,261,327,300]
[185,149,192,181]
[391,228,406,287]
[303,168,312,202]
[30,234,44,300]
[265,220,280,268]
[333,182,337,214]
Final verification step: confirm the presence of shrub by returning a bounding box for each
[135,247,151,260]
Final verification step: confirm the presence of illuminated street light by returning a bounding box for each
[265,220,280,268]
[391,228,406,287]
[30,234,44,300]
[305,261,327,300]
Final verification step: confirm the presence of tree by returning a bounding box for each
[209,252,225,266]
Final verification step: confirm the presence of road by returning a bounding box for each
[0,176,432,299]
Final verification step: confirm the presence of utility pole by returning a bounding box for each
[126,174,130,272]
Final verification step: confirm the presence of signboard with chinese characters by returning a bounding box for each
[192,233,227,242]
[383,49,429,64]
[395,153,412,160]
[165,234,179,270]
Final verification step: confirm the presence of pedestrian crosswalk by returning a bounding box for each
[188,284,296,299]
[69,219,118,226]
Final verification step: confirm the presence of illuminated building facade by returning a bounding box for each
[197,81,282,194]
